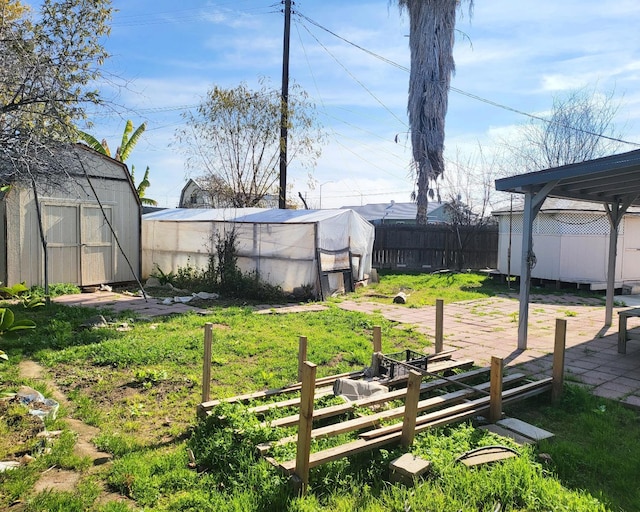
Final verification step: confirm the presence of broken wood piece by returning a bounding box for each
[456,445,519,467]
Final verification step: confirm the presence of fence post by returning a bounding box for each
[552,319,567,403]
[370,326,382,377]
[435,299,444,353]
[401,370,422,448]
[373,326,382,353]
[298,336,308,382]
[202,323,213,403]
[295,361,317,495]
[489,356,503,423]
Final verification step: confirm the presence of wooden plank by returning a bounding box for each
[198,369,363,412]
[279,431,400,474]
[279,405,491,474]
[249,388,333,415]
[297,336,307,382]
[435,299,444,353]
[202,323,213,403]
[489,356,503,423]
[373,326,382,353]
[425,348,455,362]
[552,319,566,402]
[262,366,493,429]
[361,378,551,441]
[383,358,474,387]
[496,418,554,442]
[401,371,422,447]
[618,311,628,354]
[294,362,316,493]
[264,373,526,450]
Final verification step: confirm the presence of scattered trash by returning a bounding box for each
[161,292,219,305]
[99,284,113,292]
[79,315,109,330]
[333,378,389,401]
[0,461,20,472]
[16,386,59,420]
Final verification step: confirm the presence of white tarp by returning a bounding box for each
[142,208,374,295]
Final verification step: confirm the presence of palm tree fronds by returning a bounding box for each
[77,130,109,156]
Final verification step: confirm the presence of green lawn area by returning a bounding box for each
[0,273,637,511]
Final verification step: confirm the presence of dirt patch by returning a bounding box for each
[16,360,118,501]
[32,469,82,494]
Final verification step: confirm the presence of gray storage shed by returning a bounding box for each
[0,144,141,288]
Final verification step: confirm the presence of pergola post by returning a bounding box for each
[604,199,633,325]
[517,184,555,349]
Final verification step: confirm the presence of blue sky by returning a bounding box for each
[73,0,640,208]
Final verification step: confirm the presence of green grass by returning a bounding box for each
[0,275,636,511]
[349,271,603,307]
[506,385,640,511]
[350,271,505,306]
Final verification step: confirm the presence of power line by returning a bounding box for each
[295,10,640,149]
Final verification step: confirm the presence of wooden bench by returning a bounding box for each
[617,308,640,353]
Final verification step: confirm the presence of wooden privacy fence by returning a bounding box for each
[373,224,498,271]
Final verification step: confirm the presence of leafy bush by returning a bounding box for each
[153,229,287,302]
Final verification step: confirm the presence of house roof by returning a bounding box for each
[340,201,444,221]
[495,148,640,206]
[492,197,640,215]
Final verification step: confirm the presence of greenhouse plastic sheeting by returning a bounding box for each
[142,208,374,295]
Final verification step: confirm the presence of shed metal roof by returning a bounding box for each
[495,148,640,206]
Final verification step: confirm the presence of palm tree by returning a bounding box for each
[78,120,157,205]
[396,0,472,224]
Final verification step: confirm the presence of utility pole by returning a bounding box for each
[278,0,292,209]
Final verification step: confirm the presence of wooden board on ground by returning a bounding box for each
[497,418,554,441]
[275,379,553,474]
[260,360,482,429]
[479,424,533,446]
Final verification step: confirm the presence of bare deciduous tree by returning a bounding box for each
[0,0,112,186]
[175,80,323,208]
[503,88,624,173]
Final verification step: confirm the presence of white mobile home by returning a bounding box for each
[0,145,141,288]
[493,198,640,290]
[142,208,375,298]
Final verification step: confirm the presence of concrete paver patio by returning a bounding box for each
[54,290,640,408]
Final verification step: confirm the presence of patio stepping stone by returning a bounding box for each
[497,418,554,442]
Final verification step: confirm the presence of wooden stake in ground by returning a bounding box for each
[489,356,503,423]
[371,326,382,377]
[552,318,567,403]
[435,299,444,353]
[202,323,213,403]
[401,370,422,448]
[298,336,308,382]
[295,361,317,495]
[373,326,382,353]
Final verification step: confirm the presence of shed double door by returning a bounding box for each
[43,204,113,285]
